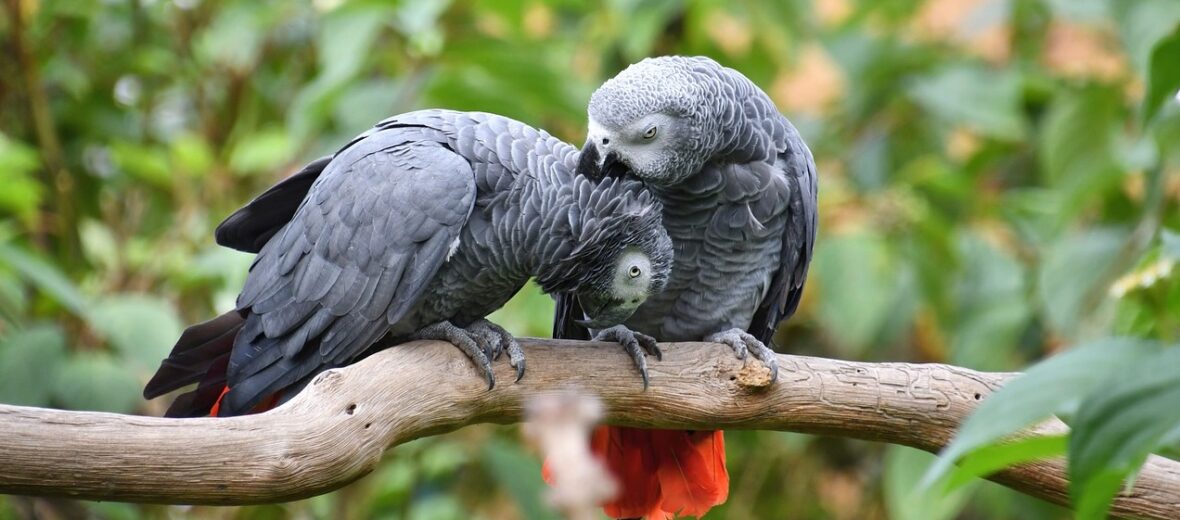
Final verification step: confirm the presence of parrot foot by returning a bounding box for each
[594,325,662,389]
[412,320,500,390]
[466,319,525,383]
[706,328,779,382]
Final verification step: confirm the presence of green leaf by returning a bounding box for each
[79,219,120,273]
[908,66,1026,140]
[1037,228,1125,339]
[1114,0,1180,77]
[884,445,975,520]
[110,141,172,188]
[320,7,389,82]
[1069,347,1180,519]
[0,243,89,316]
[481,438,561,520]
[0,134,44,224]
[0,325,67,406]
[228,128,295,175]
[1143,29,1180,125]
[1163,228,1180,259]
[85,294,183,373]
[194,3,264,72]
[945,435,1068,491]
[950,234,1031,371]
[1039,88,1123,221]
[52,352,143,413]
[813,232,900,355]
[407,494,464,520]
[924,338,1160,486]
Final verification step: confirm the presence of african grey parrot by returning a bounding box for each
[552,56,818,519]
[144,109,674,418]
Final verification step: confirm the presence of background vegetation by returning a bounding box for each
[1,0,1178,518]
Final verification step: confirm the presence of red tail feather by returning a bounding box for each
[552,426,727,519]
[594,426,664,519]
[207,386,280,417]
[651,430,728,518]
[208,386,232,417]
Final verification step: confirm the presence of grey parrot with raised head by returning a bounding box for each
[144,109,674,418]
[551,56,818,519]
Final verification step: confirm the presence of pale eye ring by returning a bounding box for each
[628,265,643,278]
[642,126,657,140]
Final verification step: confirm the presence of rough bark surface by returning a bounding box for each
[1,339,1177,518]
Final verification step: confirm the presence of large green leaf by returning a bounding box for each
[1037,228,1125,340]
[813,231,901,355]
[0,243,89,316]
[0,134,44,224]
[52,352,144,413]
[1069,346,1180,519]
[85,294,183,373]
[908,66,1026,140]
[1038,88,1124,222]
[1113,0,1180,76]
[0,325,67,406]
[480,438,561,520]
[945,435,1068,491]
[924,338,1161,486]
[885,445,975,520]
[1143,28,1180,125]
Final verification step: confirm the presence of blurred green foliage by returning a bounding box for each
[1,0,1178,518]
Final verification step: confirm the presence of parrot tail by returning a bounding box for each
[544,426,729,519]
[143,309,288,418]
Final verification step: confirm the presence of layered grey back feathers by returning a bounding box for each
[220,110,670,415]
[570,56,818,345]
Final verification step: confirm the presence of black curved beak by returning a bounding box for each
[576,139,628,182]
[574,292,641,330]
[576,139,605,181]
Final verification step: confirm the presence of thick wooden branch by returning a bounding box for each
[1,339,1178,518]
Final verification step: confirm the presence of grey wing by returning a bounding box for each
[748,136,818,345]
[219,131,476,415]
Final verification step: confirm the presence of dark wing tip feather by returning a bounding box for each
[215,156,332,253]
[552,292,591,340]
[143,310,245,399]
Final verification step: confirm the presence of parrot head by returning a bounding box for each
[536,177,674,328]
[578,55,776,187]
[573,244,663,329]
[578,56,726,186]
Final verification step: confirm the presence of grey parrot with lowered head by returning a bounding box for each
[551,56,818,519]
[144,109,674,417]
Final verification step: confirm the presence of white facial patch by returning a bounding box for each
[611,249,653,303]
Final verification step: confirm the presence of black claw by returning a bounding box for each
[640,367,650,390]
[514,359,526,383]
[650,343,663,361]
[485,371,496,391]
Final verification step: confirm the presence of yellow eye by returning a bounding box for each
[642,126,657,139]
[628,265,642,278]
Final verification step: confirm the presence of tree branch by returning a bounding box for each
[1,339,1177,518]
